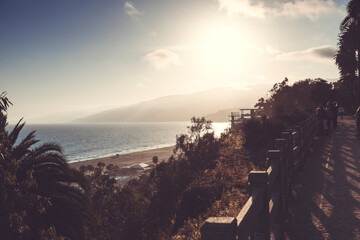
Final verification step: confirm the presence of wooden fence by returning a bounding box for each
[200,115,318,240]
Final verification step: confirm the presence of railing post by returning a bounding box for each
[202,115,317,240]
[248,171,269,240]
[276,136,293,200]
[281,132,293,183]
[268,150,287,216]
[201,217,237,240]
[267,149,283,240]
[294,126,303,156]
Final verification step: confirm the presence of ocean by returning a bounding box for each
[11,122,230,163]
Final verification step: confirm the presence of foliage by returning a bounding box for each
[87,117,220,240]
[255,78,333,125]
[0,92,91,239]
[174,117,218,171]
[236,78,334,167]
[152,155,159,164]
[237,118,284,152]
[335,0,360,108]
[172,128,254,239]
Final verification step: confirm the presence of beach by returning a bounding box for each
[69,146,175,170]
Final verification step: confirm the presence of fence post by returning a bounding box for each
[294,126,303,154]
[281,132,292,173]
[201,217,237,240]
[269,149,288,216]
[248,171,269,240]
[267,149,283,239]
[275,138,287,184]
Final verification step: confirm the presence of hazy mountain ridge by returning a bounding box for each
[75,88,258,122]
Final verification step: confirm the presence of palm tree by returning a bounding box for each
[335,0,360,107]
[0,92,92,239]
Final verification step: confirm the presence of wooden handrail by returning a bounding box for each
[201,115,318,240]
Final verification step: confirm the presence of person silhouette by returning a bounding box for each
[316,105,326,136]
[329,101,339,129]
[354,106,360,137]
[338,105,345,121]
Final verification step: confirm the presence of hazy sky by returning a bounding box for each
[0,0,348,123]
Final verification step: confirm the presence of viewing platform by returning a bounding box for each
[229,108,260,128]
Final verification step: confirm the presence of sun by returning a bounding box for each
[197,22,255,72]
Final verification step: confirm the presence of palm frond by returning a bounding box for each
[7,118,25,145]
[17,153,68,179]
[31,142,63,156]
[12,130,39,161]
[0,92,12,112]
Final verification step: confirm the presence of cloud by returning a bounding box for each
[218,0,266,18]
[265,45,281,54]
[280,0,342,20]
[276,45,337,62]
[124,2,142,17]
[217,0,343,20]
[144,49,183,70]
[164,44,198,51]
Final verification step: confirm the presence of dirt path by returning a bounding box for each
[285,116,360,240]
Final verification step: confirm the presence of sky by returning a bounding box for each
[0,0,350,123]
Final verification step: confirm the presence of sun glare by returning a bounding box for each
[197,23,255,72]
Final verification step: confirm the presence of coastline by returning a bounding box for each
[69,146,175,170]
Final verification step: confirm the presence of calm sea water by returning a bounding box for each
[11,122,230,163]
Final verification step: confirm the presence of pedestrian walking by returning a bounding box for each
[325,106,332,135]
[339,105,345,121]
[316,105,326,136]
[354,106,360,137]
[329,101,339,130]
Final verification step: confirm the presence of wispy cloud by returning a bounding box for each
[280,0,342,20]
[276,45,337,62]
[265,45,281,54]
[163,44,199,51]
[218,0,266,18]
[144,49,183,70]
[124,1,143,18]
[217,0,343,20]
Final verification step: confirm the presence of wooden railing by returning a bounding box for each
[200,115,318,240]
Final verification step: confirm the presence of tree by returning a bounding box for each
[174,117,218,170]
[152,156,159,164]
[255,78,333,124]
[0,92,91,239]
[335,0,360,108]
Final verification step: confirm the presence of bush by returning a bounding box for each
[238,118,284,151]
[255,78,333,125]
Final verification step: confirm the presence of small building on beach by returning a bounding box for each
[130,162,150,170]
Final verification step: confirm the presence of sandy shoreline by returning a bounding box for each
[69,146,175,170]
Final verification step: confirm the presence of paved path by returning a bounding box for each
[285,116,360,240]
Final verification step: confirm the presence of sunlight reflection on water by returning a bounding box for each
[11,121,230,162]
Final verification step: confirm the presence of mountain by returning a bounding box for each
[75,88,259,122]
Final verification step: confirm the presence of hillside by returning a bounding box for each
[75,88,258,122]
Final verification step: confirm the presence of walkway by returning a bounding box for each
[285,116,360,240]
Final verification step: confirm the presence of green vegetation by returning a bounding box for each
[255,78,333,124]
[335,0,360,110]
[84,77,337,239]
[84,117,220,239]
[0,92,91,239]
